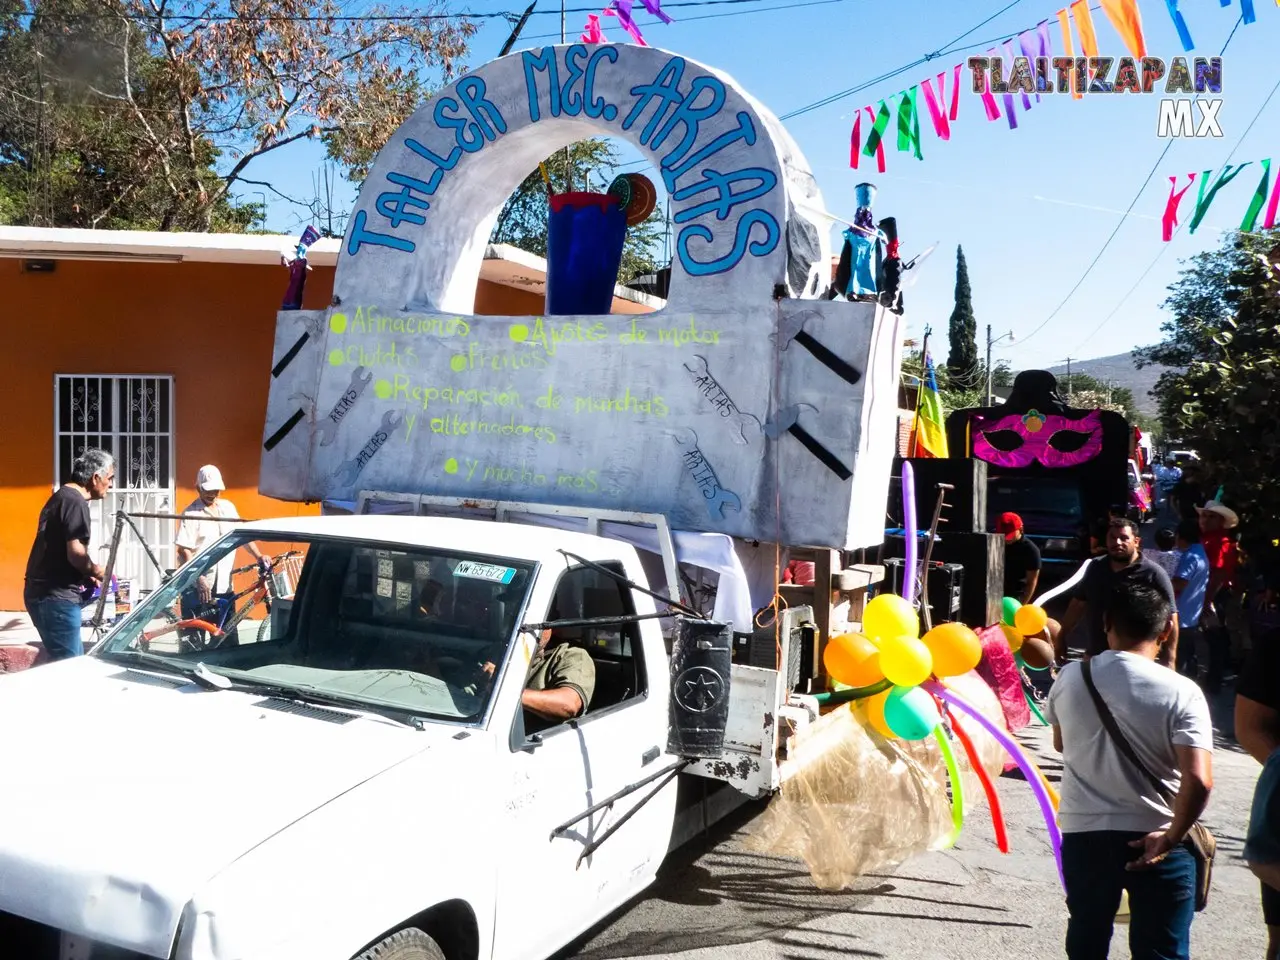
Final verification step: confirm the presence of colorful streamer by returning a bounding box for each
[896,86,923,160]
[934,724,965,848]
[1071,0,1100,57]
[1004,39,1031,112]
[978,52,1002,120]
[639,0,674,24]
[862,100,892,166]
[945,703,1009,853]
[921,76,950,139]
[1162,173,1197,241]
[1189,163,1251,234]
[1018,23,1052,102]
[604,0,647,45]
[849,110,862,168]
[580,13,606,42]
[1265,162,1280,230]
[1241,0,1257,25]
[1057,8,1083,99]
[989,46,1017,128]
[1100,0,1148,59]
[929,681,1065,889]
[1023,685,1050,726]
[1164,0,1195,51]
[948,62,961,121]
[1241,159,1272,232]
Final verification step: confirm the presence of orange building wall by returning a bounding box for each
[0,257,336,610]
[1,259,651,610]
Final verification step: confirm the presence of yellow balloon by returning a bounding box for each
[877,634,933,687]
[922,622,983,677]
[861,689,897,738]
[1001,622,1024,653]
[863,593,919,641]
[1014,604,1049,638]
[824,632,884,687]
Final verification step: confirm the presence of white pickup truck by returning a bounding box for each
[0,496,820,960]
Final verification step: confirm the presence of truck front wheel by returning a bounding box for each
[353,928,446,960]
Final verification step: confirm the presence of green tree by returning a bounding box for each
[490,139,666,284]
[947,245,979,386]
[0,0,473,231]
[1141,231,1280,548]
[1055,371,1139,419]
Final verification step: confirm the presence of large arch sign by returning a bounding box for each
[260,44,905,549]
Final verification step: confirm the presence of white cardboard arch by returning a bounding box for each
[260,44,904,549]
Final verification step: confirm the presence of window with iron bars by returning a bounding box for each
[54,375,176,598]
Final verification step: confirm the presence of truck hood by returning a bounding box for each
[0,657,443,957]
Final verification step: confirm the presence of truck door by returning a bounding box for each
[491,560,676,960]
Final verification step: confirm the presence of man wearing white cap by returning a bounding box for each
[1197,500,1242,691]
[175,465,265,646]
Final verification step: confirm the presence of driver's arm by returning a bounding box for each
[523,646,595,722]
[522,687,585,721]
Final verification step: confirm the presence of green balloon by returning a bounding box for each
[1001,596,1022,627]
[883,685,940,741]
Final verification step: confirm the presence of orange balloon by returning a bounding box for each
[1014,604,1049,638]
[1001,622,1024,654]
[824,632,884,687]
[921,622,983,677]
[861,689,897,739]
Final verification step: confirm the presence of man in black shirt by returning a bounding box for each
[23,448,115,661]
[998,511,1042,603]
[1056,517,1180,667]
[1238,628,1280,960]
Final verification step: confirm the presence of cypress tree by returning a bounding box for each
[947,245,979,383]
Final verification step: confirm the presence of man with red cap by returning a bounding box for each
[999,511,1042,604]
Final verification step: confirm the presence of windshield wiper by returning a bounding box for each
[99,648,198,680]
[205,672,429,730]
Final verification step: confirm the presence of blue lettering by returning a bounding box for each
[652,77,726,169]
[583,46,619,120]
[561,44,588,116]
[672,167,777,223]
[375,172,435,229]
[405,138,460,179]
[523,47,562,121]
[676,210,780,277]
[661,111,757,192]
[622,57,686,145]
[346,210,416,256]
[434,96,485,153]
[456,75,508,141]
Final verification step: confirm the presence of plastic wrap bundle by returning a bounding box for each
[746,670,1008,890]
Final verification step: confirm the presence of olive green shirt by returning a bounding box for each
[526,642,596,716]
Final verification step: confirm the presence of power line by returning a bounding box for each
[1071,67,1280,353]
[522,0,851,41]
[19,0,846,23]
[1015,14,1244,347]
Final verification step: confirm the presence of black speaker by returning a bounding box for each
[888,457,989,533]
[882,533,1003,626]
[668,617,733,759]
[882,559,965,626]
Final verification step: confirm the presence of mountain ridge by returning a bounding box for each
[1043,349,1174,416]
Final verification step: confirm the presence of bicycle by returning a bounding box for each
[140,551,304,653]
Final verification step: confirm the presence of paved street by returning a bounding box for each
[563,704,1268,960]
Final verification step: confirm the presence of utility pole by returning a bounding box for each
[1063,357,1077,401]
[986,325,1014,406]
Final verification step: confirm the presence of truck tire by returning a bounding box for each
[353,928,446,960]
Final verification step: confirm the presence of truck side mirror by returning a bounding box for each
[667,617,733,760]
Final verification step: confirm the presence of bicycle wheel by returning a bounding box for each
[254,599,274,645]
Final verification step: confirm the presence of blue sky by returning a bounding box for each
[237,0,1279,370]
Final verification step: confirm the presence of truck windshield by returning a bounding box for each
[987,478,1084,530]
[95,533,535,724]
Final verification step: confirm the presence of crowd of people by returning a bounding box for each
[999,465,1278,960]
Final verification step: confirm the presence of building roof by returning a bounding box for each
[0,226,666,309]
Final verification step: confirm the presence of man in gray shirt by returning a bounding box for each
[1047,581,1213,960]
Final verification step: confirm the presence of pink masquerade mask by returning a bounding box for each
[972,408,1104,468]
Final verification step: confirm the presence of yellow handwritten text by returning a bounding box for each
[657,318,720,348]
[514,317,609,357]
[573,388,668,417]
[429,413,557,445]
[350,305,470,338]
[388,373,522,411]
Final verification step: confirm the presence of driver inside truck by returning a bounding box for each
[522,598,596,727]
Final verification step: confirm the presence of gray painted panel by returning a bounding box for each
[258,45,904,549]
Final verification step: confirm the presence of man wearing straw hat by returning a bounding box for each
[1197,500,1242,692]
